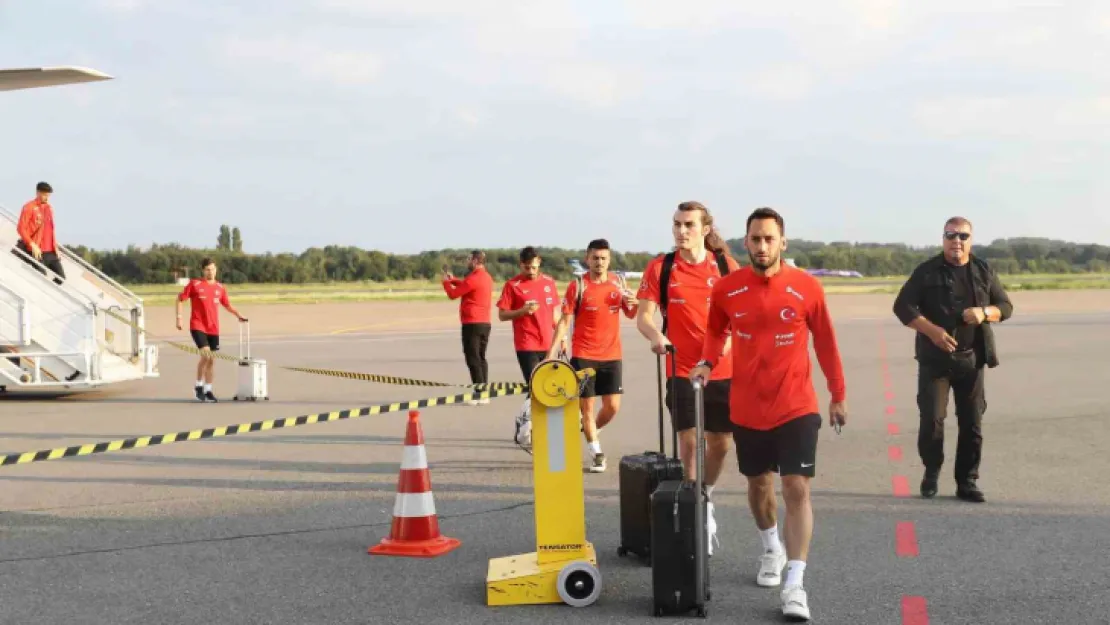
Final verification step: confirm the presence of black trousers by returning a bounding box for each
[461,323,490,384]
[916,356,986,484]
[13,241,65,284]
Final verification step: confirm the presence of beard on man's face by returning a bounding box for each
[748,250,778,270]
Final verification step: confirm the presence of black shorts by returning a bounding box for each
[570,358,622,397]
[190,329,220,351]
[516,350,546,382]
[733,413,821,478]
[665,377,735,434]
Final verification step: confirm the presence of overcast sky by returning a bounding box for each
[1,1,1106,255]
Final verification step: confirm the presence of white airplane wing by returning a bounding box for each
[0,66,113,92]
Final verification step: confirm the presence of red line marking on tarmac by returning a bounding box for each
[885,390,895,400]
[896,522,919,557]
[887,423,900,435]
[888,445,903,462]
[902,596,929,625]
[892,475,911,497]
[885,405,896,415]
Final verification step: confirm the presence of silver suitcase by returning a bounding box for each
[233,321,269,401]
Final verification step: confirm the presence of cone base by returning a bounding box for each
[368,534,461,558]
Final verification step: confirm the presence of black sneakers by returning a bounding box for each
[194,386,218,402]
[956,481,985,503]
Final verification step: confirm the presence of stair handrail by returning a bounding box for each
[0,203,142,309]
[6,243,99,311]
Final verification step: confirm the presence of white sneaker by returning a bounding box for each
[781,584,810,621]
[705,501,720,557]
[513,400,532,449]
[757,549,787,587]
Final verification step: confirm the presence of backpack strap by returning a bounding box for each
[573,275,585,316]
[658,252,676,335]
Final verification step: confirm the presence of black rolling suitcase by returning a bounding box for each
[617,351,684,563]
[650,376,710,618]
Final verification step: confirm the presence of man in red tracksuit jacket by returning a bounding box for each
[442,250,494,404]
[691,207,847,623]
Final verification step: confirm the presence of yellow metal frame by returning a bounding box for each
[486,359,601,608]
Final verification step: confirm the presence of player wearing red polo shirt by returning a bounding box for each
[636,200,740,555]
[442,250,494,405]
[497,246,563,448]
[177,258,248,402]
[547,239,638,472]
[691,207,847,622]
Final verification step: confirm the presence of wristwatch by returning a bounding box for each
[695,359,713,370]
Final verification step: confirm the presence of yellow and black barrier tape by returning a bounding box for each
[0,384,527,468]
[163,341,528,390]
[104,310,530,390]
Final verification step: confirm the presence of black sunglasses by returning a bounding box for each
[944,231,970,241]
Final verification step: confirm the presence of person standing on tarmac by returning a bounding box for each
[442,250,494,405]
[497,246,563,449]
[691,207,848,622]
[546,238,638,473]
[636,200,740,556]
[892,216,1013,503]
[177,258,248,402]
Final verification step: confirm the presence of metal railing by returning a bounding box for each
[0,349,95,386]
[0,203,143,309]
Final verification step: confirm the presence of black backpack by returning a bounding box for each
[658,251,730,335]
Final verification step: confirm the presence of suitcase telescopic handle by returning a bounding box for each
[239,320,250,362]
[692,375,707,603]
[655,344,679,459]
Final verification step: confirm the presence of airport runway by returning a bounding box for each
[0,306,1108,624]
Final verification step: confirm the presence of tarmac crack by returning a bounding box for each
[0,500,533,566]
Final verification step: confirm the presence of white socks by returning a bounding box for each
[587,441,601,455]
[705,484,715,499]
[785,560,806,588]
[760,526,784,554]
[195,380,203,387]
[203,383,212,392]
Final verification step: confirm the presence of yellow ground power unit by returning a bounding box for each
[486,359,601,608]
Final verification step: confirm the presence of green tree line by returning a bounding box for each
[64,236,1110,285]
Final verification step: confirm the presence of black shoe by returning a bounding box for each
[956,481,985,503]
[920,469,939,498]
[195,385,205,401]
[204,390,218,403]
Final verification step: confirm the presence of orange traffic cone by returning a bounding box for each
[369,409,462,558]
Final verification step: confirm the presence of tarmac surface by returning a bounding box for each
[1,292,1108,624]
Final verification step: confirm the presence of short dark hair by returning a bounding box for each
[470,250,486,264]
[586,239,610,252]
[200,257,216,269]
[36,181,52,193]
[519,246,539,263]
[746,207,785,236]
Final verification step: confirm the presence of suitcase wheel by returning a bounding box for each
[556,560,601,608]
[617,546,628,557]
[697,606,708,618]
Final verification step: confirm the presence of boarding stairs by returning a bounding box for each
[0,203,158,392]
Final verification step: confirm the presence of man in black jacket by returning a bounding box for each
[892,216,1013,502]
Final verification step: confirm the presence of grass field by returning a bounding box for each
[127,273,1110,305]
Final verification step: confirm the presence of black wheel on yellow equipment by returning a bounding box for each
[557,561,601,607]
